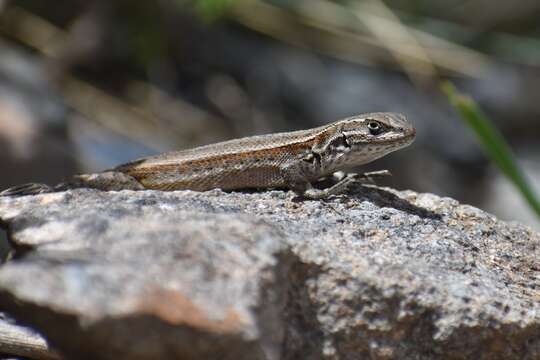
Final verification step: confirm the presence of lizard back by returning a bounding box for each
[114,126,331,191]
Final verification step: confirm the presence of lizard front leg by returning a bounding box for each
[281,164,392,200]
[280,162,358,200]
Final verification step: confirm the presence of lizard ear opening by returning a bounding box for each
[341,133,352,148]
[302,152,321,165]
[329,133,351,149]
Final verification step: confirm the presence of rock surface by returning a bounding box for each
[0,186,539,359]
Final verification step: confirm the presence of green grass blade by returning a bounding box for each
[441,81,540,220]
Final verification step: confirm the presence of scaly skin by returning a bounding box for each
[1,112,415,199]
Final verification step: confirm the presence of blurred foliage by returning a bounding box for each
[192,0,237,21]
[442,82,540,220]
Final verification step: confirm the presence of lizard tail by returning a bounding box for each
[61,172,146,191]
[0,183,55,197]
[1,171,146,197]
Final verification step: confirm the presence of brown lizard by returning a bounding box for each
[1,112,415,199]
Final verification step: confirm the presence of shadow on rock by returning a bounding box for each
[350,185,442,220]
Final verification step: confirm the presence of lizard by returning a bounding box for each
[0,112,415,200]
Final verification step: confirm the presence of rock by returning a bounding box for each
[0,186,539,360]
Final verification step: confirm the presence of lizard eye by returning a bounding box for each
[367,120,384,135]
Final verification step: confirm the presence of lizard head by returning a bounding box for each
[333,112,416,165]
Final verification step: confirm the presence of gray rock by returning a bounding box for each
[0,186,539,360]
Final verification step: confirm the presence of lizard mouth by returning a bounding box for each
[401,130,416,144]
[372,129,416,147]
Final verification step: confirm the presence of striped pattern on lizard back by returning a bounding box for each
[113,126,333,191]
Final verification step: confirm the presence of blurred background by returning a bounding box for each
[0,0,539,229]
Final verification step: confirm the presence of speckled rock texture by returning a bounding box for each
[0,185,539,360]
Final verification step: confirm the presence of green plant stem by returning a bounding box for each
[441,81,540,220]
